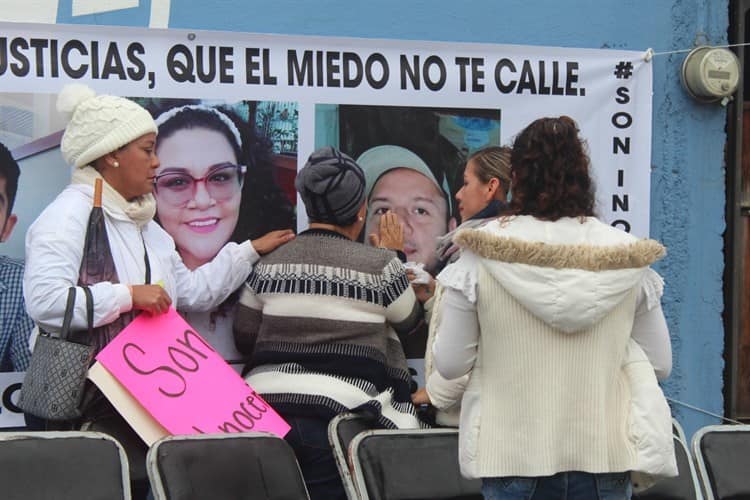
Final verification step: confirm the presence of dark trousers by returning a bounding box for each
[482,471,632,500]
[283,414,347,500]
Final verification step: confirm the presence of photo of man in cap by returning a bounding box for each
[314,103,501,364]
[358,145,456,274]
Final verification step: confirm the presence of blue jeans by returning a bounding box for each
[482,471,632,500]
[284,415,347,500]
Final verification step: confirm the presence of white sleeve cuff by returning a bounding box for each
[113,283,133,314]
[426,371,469,409]
[240,240,261,266]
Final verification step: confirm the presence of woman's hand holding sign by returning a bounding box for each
[131,285,172,315]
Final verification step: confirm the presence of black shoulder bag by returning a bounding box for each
[18,286,96,421]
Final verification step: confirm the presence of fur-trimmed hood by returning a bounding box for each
[453,216,666,333]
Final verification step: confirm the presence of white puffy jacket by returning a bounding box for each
[433,215,676,480]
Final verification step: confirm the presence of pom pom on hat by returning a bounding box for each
[58,84,157,168]
[56,84,97,115]
[296,146,366,226]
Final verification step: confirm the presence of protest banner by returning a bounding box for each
[92,308,290,444]
[0,21,652,242]
[0,372,25,428]
[1,20,653,383]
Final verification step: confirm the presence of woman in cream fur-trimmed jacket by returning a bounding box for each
[432,116,676,500]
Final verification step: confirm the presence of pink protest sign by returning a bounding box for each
[96,308,290,438]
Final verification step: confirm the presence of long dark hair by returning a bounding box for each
[508,116,596,220]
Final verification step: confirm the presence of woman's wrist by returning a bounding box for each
[113,283,134,313]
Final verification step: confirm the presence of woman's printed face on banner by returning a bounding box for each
[154,127,243,270]
[0,177,17,243]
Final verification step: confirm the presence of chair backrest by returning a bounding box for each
[692,424,750,500]
[350,428,482,500]
[673,418,688,444]
[633,435,703,500]
[0,430,130,499]
[147,432,309,500]
[328,412,378,500]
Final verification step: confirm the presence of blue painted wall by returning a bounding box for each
[39,0,729,439]
[56,0,153,26]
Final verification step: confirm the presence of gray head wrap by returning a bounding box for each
[296,146,366,226]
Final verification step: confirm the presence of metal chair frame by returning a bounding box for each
[0,430,130,499]
[327,412,374,500]
[349,427,482,500]
[691,424,750,500]
[147,431,309,500]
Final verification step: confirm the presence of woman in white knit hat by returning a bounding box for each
[22,84,293,499]
[431,116,674,499]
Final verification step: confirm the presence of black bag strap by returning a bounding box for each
[82,286,94,334]
[143,241,151,285]
[59,286,94,342]
[59,287,76,338]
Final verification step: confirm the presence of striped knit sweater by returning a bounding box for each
[234,229,424,429]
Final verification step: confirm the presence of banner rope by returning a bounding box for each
[666,397,746,425]
[643,41,750,61]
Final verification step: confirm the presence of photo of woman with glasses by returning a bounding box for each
[150,102,295,366]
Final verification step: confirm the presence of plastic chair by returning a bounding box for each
[692,424,750,499]
[328,412,379,499]
[0,430,130,499]
[147,432,309,500]
[349,427,482,500]
[673,417,688,444]
[633,434,703,499]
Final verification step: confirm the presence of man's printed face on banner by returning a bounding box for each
[0,177,17,243]
[154,127,243,270]
[365,168,452,271]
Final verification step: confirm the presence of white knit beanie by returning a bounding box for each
[58,84,157,168]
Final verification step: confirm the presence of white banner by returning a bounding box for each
[0,21,652,236]
[0,21,653,376]
[0,372,25,428]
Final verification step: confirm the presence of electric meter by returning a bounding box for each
[681,46,740,103]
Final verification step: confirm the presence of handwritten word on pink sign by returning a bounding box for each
[96,308,289,438]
